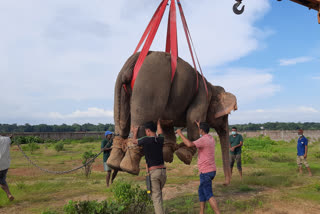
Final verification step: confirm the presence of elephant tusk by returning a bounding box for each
[233,1,245,15]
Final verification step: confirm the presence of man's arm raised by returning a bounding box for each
[176,129,195,148]
[157,120,163,135]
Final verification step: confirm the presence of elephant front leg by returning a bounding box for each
[175,121,201,165]
[175,96,208,165]
[160,120,177,163]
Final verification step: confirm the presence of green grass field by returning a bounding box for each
[1,136,320,214]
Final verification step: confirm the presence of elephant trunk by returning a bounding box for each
[216,115,231,185]
[114,53,139,137]
[114,74,123,136]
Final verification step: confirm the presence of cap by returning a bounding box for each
[105,131,113,136]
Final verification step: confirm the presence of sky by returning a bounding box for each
[0,0,319,125]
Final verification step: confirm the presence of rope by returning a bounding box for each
[17,144,103,175]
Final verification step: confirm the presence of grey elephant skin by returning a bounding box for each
[110,51,237,185]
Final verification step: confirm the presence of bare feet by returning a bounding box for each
[8,195,14,201]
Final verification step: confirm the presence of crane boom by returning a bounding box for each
[233,0,320,23]
[285,0,320,23]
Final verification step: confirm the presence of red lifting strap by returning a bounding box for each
[131,0,169,89]
[129,0,208,98]
[177,0,208,97]
[165,0,178,81]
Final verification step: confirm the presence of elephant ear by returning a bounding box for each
[214,92,237,119]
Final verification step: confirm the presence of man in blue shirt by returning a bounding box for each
[297,129,312,176]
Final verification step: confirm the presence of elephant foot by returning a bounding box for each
[163,143,176,163]
[106,136,126,170]
[175,145,196,165]
[120,139,143,175]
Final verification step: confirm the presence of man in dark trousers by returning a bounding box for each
[229,127,243,179]
[0,135,14,201]
[176,121,220,214]
[101,131,118,187]
[132,120,166,214]
[297,129,312,176]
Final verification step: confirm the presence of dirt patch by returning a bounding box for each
[92,163,104,172]
[163,181,199,200]
[255,201,320,214]
[9,168,40,177]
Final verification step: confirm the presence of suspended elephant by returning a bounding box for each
[107,51,237,185]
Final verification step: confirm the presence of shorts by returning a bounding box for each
[230,154,242,170]
[297,156,309,168]
[0,169,8,186]
[198,171,216,202]
[103,162,111,172]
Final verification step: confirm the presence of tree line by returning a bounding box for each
[1,122,320,133]
[232,122,320,131]
[0,123,115,133]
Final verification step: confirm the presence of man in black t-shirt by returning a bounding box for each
[132,120,166,214]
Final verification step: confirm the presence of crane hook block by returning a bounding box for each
[233,1,245,15]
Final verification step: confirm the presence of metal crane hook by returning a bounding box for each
[233,0,245,15]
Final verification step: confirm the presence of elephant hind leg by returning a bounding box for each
[160,120,177,163]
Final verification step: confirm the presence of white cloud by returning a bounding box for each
[229,106,320,124]
[209,68,280,105]
[312,76,320,80]
[48,108,113,119]
[297,106,318,113]
[279,56,314,66]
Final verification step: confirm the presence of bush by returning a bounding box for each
[22,142,40,153]
[112,181,151,213]
[82,151,97,178]
[13,136,44,144]
[245,136,276,152]
[63,181,151,214]
[242,146,255,164]
[54,141,64,152]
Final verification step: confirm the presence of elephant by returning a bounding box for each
[107,51,237,185]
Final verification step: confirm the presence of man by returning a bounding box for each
[0,135,14,201]
[229,127,243,179]
[297,129,312,176]
[132,120,166,214]
[101,131,118,187]
[176,121,220,214]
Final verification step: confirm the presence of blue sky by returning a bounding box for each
[0,0,319,125]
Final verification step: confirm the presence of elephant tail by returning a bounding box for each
[114,52,143,137]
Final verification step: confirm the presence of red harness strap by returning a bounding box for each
[177,0,208,97]
[131,0,169,89]
[130,0,208,98]
[165,0,178,82]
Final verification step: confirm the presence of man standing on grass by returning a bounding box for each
[229,127,243,179]
[176,121,220,214]
[0,135,14,201]
[132,120,166,214]
[101,131,118,187]
[297,129,312,176]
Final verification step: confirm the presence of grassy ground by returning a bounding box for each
[0,136,320,214]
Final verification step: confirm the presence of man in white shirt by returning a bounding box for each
[0,135,14,201]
